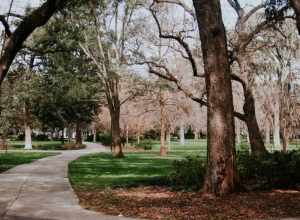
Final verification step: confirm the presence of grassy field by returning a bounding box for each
[69,140,205,190]
[69,139,300,190]
[0,152,57,173]
[8,141,63,150]
[7,141,86,150]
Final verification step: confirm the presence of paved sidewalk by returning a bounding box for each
[0,143,137,220]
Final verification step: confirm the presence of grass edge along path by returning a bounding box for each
[0,152,58,173]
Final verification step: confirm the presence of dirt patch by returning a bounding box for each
[75,186,300,220]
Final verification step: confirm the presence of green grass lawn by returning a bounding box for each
[8,140,87,150]
[69,140,206,190]
[8,141,70,150]
[0,152,57,173]
[69,139,300,190]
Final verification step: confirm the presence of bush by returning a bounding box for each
[168,151,300,191]
[135,139,154,150]
[143,129,160,140]
[33,134,50,141]
[86,133,112,146]
[169,156,206,191]
[238,150,300,189]
[16,133,25,141]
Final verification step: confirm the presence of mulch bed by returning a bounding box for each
[75,186,300,220]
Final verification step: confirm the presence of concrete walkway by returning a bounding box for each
[0,143,136,220]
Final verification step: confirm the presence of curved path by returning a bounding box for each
[0,143,137,220]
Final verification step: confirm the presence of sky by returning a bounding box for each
[1,0,41,15]
[0,0,263,28]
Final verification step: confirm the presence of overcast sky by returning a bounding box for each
[1,0,263,28]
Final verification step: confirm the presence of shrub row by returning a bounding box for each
[169,150,300,191]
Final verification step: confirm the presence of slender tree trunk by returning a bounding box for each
[75,122,82,146]
[166,130,171,148]
[237,53,267,156]
[0,135,7,151]
[60,128,65,144]
[193,0,238,196]
[159,93,167,156]
[243,90,267,156]
[235,119,241,146]
[67,126,72,142]
[93,129,97,143]
[265,118,271,145]
[24,123,32,150]
[179,121,185,145]
[125,124,129,147]
[194,130,199,141]
[273,99,281,149]
[24,104,32,150]
[282,127,289,153]
[137,131,140,144]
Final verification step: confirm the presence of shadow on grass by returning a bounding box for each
[69,152,179,189]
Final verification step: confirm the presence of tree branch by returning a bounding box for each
[154,0,195,18]
[0,0,71,84]
[0,15,12,37]
[149,2,202,77]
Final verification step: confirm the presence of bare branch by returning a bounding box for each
[154,0,195,19]
[0,15,12,37]
[149,4,202,77]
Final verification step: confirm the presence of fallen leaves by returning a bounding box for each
[75,186,300,220]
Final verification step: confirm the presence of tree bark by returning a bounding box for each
[193,0,238,196]
[291,0,300,35]
[243,90,268,156]
[24,104,32,150]
[24,124,32,150]
[235,119,241,146]
[179,121,185,145]
[273,99,281,149]
[110,108,124,158]
[125,124,129,147]
[194,130,199,141]
[93,129,97,143]
[159,92,168,156]
[166,130,171,148]
[0,0,70,84]
[75,122,82,146]
[282,127,289,153]
[265,118,271,145]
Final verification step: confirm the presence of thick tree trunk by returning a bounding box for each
[110,109,124,158]
[24,124,32,150]
[193,0,238,196]
[0,0,70,84]
[243,90,267,156]
[75,123,82,146]
[159,94,168,156]
[179,122,185,145]
[291,0,300,35]
[273,99,281,149]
